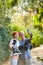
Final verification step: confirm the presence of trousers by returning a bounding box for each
[18,58,32,65]
[10,58,18,65]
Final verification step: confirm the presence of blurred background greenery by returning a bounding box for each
[0,0,43,64]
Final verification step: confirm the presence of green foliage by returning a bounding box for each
[10,24,21,31]
[32,35,42,47]
[32,29,43,47]
[0,26,11,63]
[0,0,43,64]
[9,23,27,33]
[11,0,17,7]
[0,0,11,62]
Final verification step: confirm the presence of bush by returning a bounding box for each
[0,26,11,63]
[9,23,26,32]
[32,35,41,47]
[32,29,43,47]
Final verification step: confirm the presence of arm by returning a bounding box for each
[28,33,32,41]
[27,30,33,42]
[9,39,14,50]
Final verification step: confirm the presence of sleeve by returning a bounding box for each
[9,39,14,48]
[25,38,31,43]
[9,39,13,44]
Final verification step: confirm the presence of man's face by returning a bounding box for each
[19,33,25,40]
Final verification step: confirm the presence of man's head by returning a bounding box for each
[19,31,25,40]
[12,31,19,39]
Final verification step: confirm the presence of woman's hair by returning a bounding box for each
[12,31,18,37]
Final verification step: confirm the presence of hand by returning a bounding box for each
[12,55,19,59]
[27,29,32,35]
[9,44,14,50]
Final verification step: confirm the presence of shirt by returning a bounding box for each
[9,38,20,57]
[19,38,31,59]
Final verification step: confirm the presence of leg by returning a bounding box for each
[10,58,18,65]
[25,58,32,65]
[18,58,25,65]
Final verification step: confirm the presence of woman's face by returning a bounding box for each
[14,32,19,39]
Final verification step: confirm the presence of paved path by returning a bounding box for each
[3,46,43,65]
[31,46,43,65]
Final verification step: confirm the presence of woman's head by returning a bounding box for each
[12,31,19,39]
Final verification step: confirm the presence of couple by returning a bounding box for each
[9,31,32,65]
